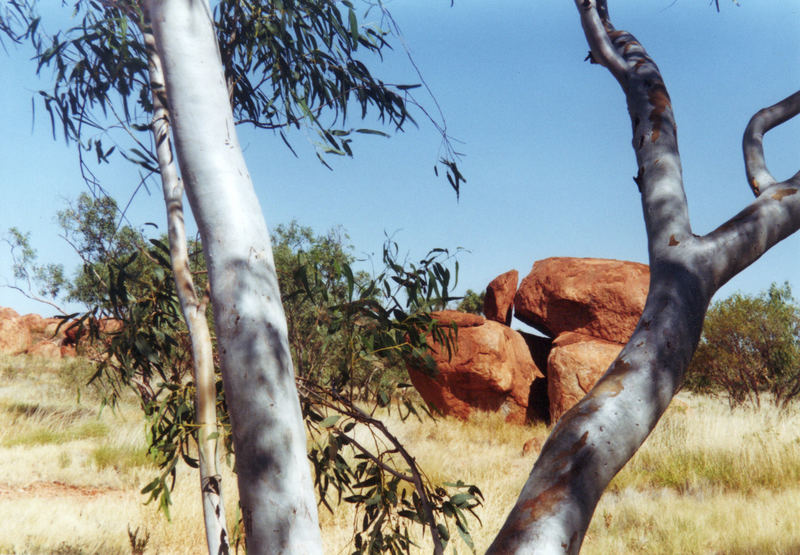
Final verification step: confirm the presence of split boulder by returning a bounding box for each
[514,257,649,343]
[407,310,544,424]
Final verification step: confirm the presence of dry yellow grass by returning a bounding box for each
[2,353,800,554]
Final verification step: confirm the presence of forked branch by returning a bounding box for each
[577,0,628,80]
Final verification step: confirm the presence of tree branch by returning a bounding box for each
[574,0,691,252]
[574,0,628,81]
[743,90,800,196]
[142,7,229,553]
[704,177,800,290]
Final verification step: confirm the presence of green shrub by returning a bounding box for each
[686,282,800,407]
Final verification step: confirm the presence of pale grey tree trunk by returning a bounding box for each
[141,11,230,554]
[487,2,800,553]
[144,1,323,553]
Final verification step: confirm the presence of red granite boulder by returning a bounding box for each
[483,269,518,325]
[546,332,623,422]
[514,257,649,343]
[407,311,544,424]
[0,311,32,355]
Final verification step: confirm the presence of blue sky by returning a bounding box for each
[1,0,799,317]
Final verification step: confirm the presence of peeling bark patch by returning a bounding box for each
[517,473,571,527]
[772,188,797,201]
[749,177,761,196]
[669,235,679,246]
[489,471,573,552]
[592,359,630,398]
[608,30,626,45]
[647,85,671,143]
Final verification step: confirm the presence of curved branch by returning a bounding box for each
[575,0,690,253]
[743,90,800,196]
[704,178,800,289]
[573,0,628,81]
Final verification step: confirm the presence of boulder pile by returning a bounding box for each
[0,307,73,358]
[406,257,649,423]
[3,256,649,423]
[0,308,121,359]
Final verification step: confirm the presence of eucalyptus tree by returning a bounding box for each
[488,1,800,552]
[2,0,466,552]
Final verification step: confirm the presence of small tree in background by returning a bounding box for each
[455,289,484,315]
[686,283,800,407]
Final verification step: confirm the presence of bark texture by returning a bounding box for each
[142,11,229,553]
[487,2,800,552]
[144,1,322,553]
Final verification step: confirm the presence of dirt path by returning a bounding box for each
[0,480,123,499]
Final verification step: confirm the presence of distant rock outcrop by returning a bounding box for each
[0,307,85,359]
[406,310,545,424]
[0,310,33,355]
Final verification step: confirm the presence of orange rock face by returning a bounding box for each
[28,340,63,359]
[0,306,97,358]
[0,315,32,355]
[483,269,518,325]
[546,332,623,422]
[514,257,649,344]
[407,311,544,424]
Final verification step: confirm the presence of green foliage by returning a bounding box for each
[4,226,67,308]
[685,283,800,407]
[305,386,484,553]
[455,289,484,315]
[272,221,370,388]
[1,0,464,199]
[215,0,412,161]
[57,193,152,308]
[69,217,480,552]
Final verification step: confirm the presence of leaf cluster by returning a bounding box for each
[215,0,416,165]
[76,236,221,519]
[5,0,436,183]
[303,379,483,554]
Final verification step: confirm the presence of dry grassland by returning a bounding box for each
[2,353,800,554]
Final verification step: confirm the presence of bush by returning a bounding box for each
[685,283,800,407]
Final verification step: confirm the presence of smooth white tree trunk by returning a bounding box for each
[144,1,323,553]
[487,2,800,552]
[142,12,230,553]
